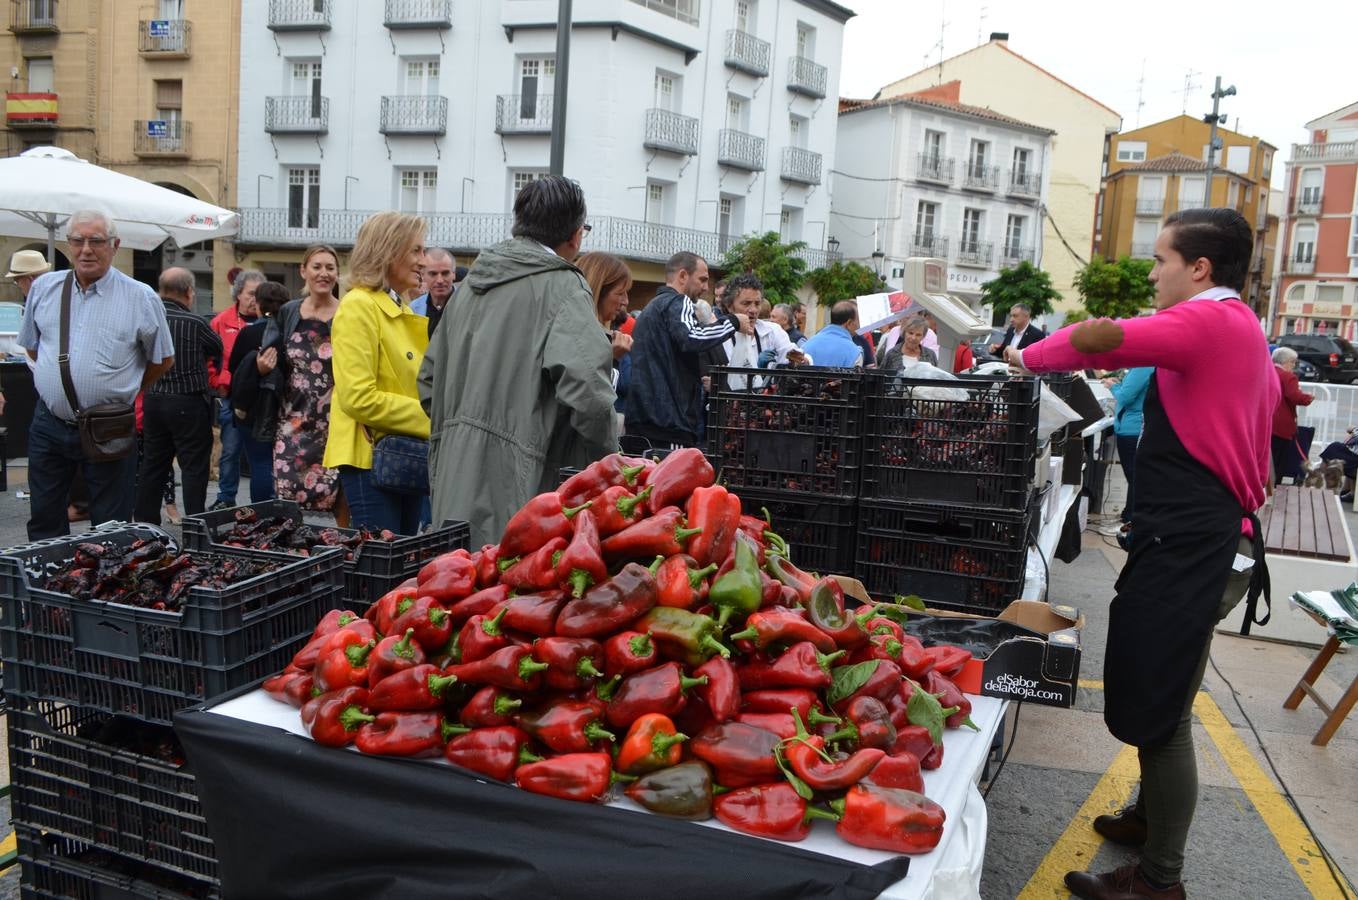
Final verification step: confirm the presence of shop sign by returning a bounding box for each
[149,19,170,36]
[146,120,168,137]
[1314,301,1342,317]
[947,269,997,294]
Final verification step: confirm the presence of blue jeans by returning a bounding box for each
[27,399,138,541]
[338,465,429,535]
[241,431,276,502]
[215,402,244,505]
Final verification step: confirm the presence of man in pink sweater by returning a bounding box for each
[1007,208,1276,900]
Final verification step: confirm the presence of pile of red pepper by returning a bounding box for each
[263,449,982,857]
[212,511,396,561]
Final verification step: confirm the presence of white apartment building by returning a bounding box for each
[829,90,1053,308]
[234,0,853,291]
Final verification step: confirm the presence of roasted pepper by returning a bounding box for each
[923,669,978,731]
[689,720,782,780]
[601,507,702,563]
[832,784,946,854]
[603,630,658,678]
[866,751,925,792]
[708,532,763,628]
[491,590,566,637]
[449,584,511,627]
[354,710,459,758]
[500,536,568,592]
[389,596,454,653]
[684,485,742,568]
[459,685,523,728]
[415,553,477,603]
[444,725,541,781]
[301,686,372,748]
[616,713,687,775]
[555,563,658,637]
[312,639,375,693]
[367,663,458,712]
[784,709,886,791]
[765,555,817,605]
[633,606,730,666]
[824,695,898,751]
[651,554,718,610]
[728,606,837,654]
[644,447,715,514]
[532,636,606,692]
[517,700,616,754]
[693,655,741,722]
[498,492,591,560]
[624,759,714,821]
[516,752,624,803]
[923,645,973,679]
[736,642,845,691]
[263,668,315,708]
[805,577,867,650]
[447,644,551,692]
[605,661,707,730]
[713,782,815,843]
[559,453,647,508]
[591,485,653,536]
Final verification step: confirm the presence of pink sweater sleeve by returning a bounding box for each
[1019,303,1208,374]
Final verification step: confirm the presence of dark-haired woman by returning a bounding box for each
[229,280,290,502]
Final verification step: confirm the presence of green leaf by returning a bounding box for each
[826,660,880,707]
[905,682,960,746]
[775,746,815,801]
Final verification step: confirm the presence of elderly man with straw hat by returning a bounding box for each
[6,249,52,300]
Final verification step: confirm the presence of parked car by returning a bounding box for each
[1295,357,1321,382]
[1274,334,1358,384]
[970,328,1008,363]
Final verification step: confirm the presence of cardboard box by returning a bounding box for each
[836,577,1084,708]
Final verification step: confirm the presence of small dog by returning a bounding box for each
[1301,459,1347,493]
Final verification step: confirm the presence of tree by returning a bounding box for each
[804,260,884,306]
[717,232,808,306]
[1074,256,1155,319]
[979,260,1060,319]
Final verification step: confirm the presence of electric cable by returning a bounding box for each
[1040,203,1089,269]
[982,700,1022,799]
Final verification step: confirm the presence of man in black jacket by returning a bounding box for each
[989,302,1045,354]
[625,252,751,448]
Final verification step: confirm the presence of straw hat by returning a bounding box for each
[6,250,51,280]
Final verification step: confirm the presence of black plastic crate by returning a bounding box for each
[861,373,1039,510]
[738,488,857,578]
[8,698,217,886]
[17,824,216,899]
[707,366,864,496]
[181,500,470,606]
[0,526,344,725]
[854,496,1034,615]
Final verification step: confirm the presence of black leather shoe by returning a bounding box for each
[1065,863,1186,899]
[1093,804,1147,847]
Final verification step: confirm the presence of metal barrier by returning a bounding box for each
[1296,382,1358,460]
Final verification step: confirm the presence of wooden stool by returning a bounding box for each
[1283,633,1358,746]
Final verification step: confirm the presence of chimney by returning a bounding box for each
[989,32,1009,43]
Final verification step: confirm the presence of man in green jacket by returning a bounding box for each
[419,176,617,544]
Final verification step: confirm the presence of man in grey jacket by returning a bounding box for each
[419,176,617,545]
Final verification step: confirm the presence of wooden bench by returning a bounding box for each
[1263,485,1351,561]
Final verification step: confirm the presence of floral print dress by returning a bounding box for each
[273,317,340,510]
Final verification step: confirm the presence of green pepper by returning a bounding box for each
[624,760,716,821]
[634,607,731,666]
[709,533,763,629]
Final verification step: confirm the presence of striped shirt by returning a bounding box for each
[150,297,222,396]
[18,268,174,421]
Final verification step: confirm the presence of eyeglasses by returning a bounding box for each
[68,237,111,249]
[581,224,592,234]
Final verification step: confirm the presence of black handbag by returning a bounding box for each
[57,272,136,462]
[369,433,429,497]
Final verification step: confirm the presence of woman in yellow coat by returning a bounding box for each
[323,211,431,534]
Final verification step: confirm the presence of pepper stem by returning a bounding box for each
[629,633,653,657]
[687,563,718,588]
[678,673,709,693]
[345,640,375,667]
[651,731,687,755]
[393,628,418,659]
[497,555,521,572]
[427,674,458,698]
[648,555,665,575]
[517,657,551,679]
[519,746,544,766]
[803,805,843,824]
[338,705,376,731]
[764,529,789,558]
[440,721,472,741]
[576,657,605,680]
[620,463,646,486]
[716,605,734,630]
[823,724,858,744]
[816,649,847,672]
[481,606,509,637]
[594,674,622,701]
[584,721,617,743]
[608,770,639,786]
[618,486,652,517]
[674,525,704,544]
[726,625,759,644]
[700,634,732,659]
[806,708,842,727]
[494,694,523,715]
[427,606,448,627]
[563,501,593,519]
[568,569,595,599]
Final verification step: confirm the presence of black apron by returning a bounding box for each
[1104,373,1266,747]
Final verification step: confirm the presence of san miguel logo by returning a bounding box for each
[184,214,219,227]
[984,672,1069,702]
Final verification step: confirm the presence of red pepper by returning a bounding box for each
[264,668,315,708]
[367,628,427,687]
[445,725,541,781]
[517,700,616,754]
[458,607,511,664]
[824,695,898,751]
[644,448,714,514]
[367,663,459,712]
[734,711,798,739]
[555,563,658,637]
[765,556,817,605]
[301,686,373,748]
[459,685,523,728]
[736,642,845,691]
[737,510,789,558]
[498,491,591,560]
[891,634,935,681]
[615,713,687,775]
[601,507,703,563]
[652,554,718,610]
[500,537,568,592]
[923,669,978,731]
[785,710,886,791]
[291,613,372,671]
[684,486,741,568]
[449,584,511,627]
[866,751,924,792]
[312,640,375,693]
[693,656,741,723]
[858,612,905,642]
[603,630,658,678]
[310,609,363,643]
[830,659,904,715]
[689,721,782,780]
[728,606,837,654]
[559,453,647,508]
[553,508,608,598]
[447,644,551,692]
[923,644,972,679]
[833,784,946,854]
[714,782,815,843]
[416,548,471,584]
[493,590,567,637]
[416,553,477,603]
[474,544,502,589]
[354,710,460,758]
[804,577,867,650]
[516,752,622,803]
[366,585,420,635]
[892,724,936,763]
[851,632,912,668]
[389,596,454,653]
[605,661,706,730]
[632,607,730,666]
[532,636,606,692]
[922,742,944,770]
[591,484,653,536]
[740,688,825,721]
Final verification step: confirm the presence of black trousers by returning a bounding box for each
[135,392,213,524]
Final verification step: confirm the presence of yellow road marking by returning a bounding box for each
[1015,744,1140,899]
[0,830,15,859]
[1078,679,1104,691]
[1194,691,1355,899]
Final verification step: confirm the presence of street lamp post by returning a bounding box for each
[1203,77,1236,207]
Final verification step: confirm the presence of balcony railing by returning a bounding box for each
[380,95,447,135]
[643,108,698,155]
[1294,141,1358,163]
[781,147,822,185]
[962,163,999,191]
[724,29,769,76]
[265,96,329,134]
[1135,197,1164,216]
[384,0,452,29]
[955,240,993,267]
[1177,198,1205,210]
[626,0,698,26]
[5,92,58,127]
[1288,256,1315,275]
[910,234,949,259]
[1008,170,1040,198]
[496,94,552,134]
[1000,245,1034,267]
[10,1,58,33]
[138,19,190,56]
[1130,242,1156,259]
[717,129,765,171]
[916,154,954,184]
[787,56,827,98]
[133,120,190,157]
[1296,195,1322,216]
[268,0,331,31]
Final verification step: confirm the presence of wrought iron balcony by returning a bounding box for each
[5,92,58,128]
[955,240,994,267]
[962,163,999,191]
[133,120,190,157]
[10,1,58,33]
[724,29,769,76]
[268,0,331,31]
[626,0,699,26]
[910,233,949,258]
[781,147,822,185]
[138,19,190,56]
[496,94,552,134]
[1177,198,1205,210]
[1135,197,1164,216]
[717,129,765,171]
[380,95,447,135]
[384,0,451,29]
[1296,194,1322,216]
[916,154,954,184]
[787,56,827,98]
[1000,244,1034,267]
[1008,170,1040,198]
[794,246,842,270]
[265,96,329,134]
[643,108,698,155]
[1288,255,1315,275]
[1130,242,1156,259]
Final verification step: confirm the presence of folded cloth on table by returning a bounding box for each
[1290,584,1358,642]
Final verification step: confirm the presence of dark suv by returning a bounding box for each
[1276,334,1358,383]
